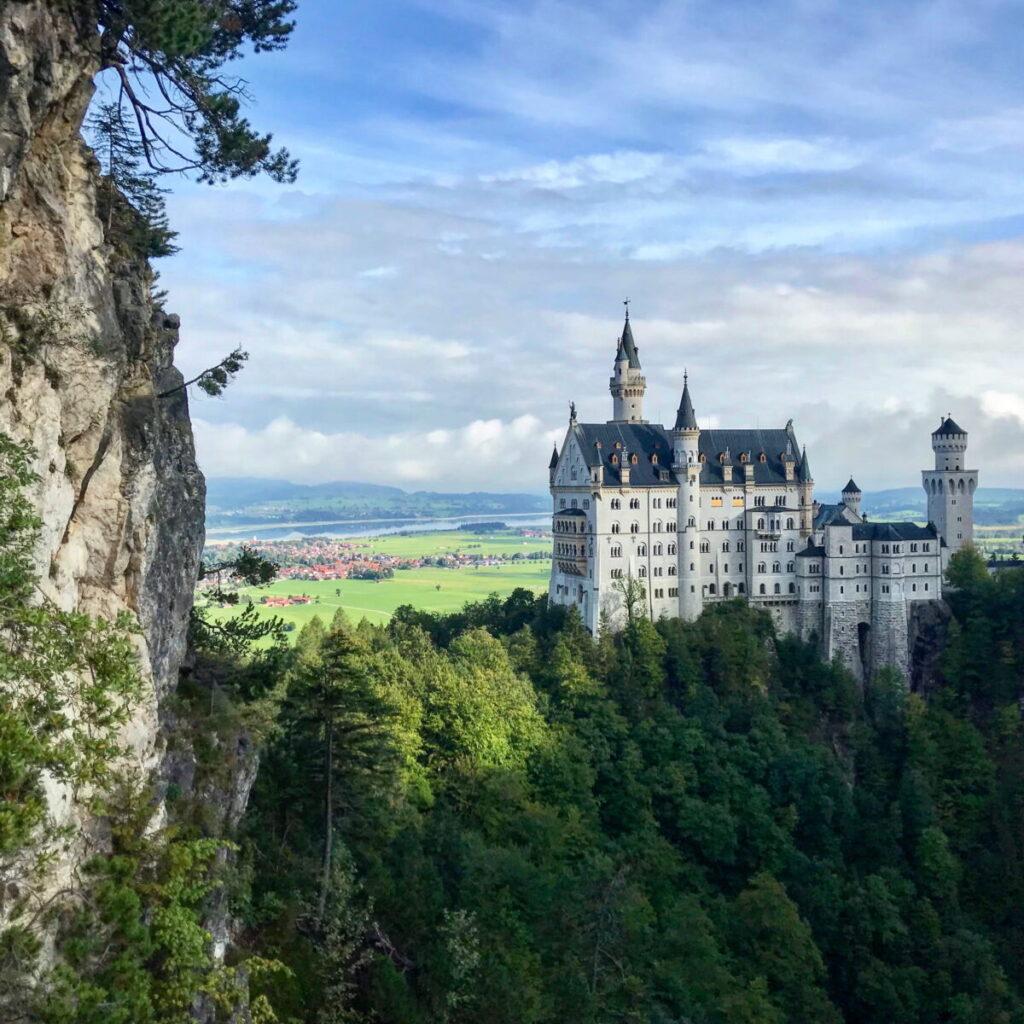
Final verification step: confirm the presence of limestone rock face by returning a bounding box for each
[0,0,204,819]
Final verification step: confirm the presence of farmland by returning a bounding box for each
[198,529,552,636]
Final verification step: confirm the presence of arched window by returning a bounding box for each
[738,582,746,594]
[699,453,707,463]
[637,544,647,556]
[651,453,658,465]
[631,454,638,465]
[570,499,577,508]
[630,522,640,534]
[668,543,676,555]
[774,582,780,594]
[630,497,640,509]
[759,452,767,462]
[786,517,794,529]
[610,546,621,557]
[787,561,795,572]
[611,498,621,510]
[610,454,618,465]
[772,561,780,573]
[757,518,765,529]
[789,582,796,594]
[759,583,766,595]
[611,523,620,534]
[700,541,710,553]
[708,583,717,595]
[757,562,766,573]
[638,565,647,577]
[786,540,794,552]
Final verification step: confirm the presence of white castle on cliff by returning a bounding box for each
[547,311,978,680]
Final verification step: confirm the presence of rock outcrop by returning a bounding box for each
[1,0,205,873]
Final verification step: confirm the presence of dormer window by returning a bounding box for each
[614,441,622,449]
[610,454,619,465]
[758,452,767,463]
[719,453,726,463]
[651,454,658,465]
[699,453,707,463]
[739,453,749,463]
[630,454,638,465]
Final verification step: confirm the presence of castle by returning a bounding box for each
[547,312,978,680]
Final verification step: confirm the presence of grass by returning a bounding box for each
[199,530,552,639]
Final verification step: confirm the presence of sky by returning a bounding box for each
[148,0,1024,493]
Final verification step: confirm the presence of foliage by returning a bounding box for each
[158,347,250,399]
[33,792,289,1024]
[87,101,179,257]
[234,576,1024,1023]
[87,0,299,184]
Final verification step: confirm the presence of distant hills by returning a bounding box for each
[820,487,1024,526]
[205,477,548,527]
[205,477,1024,529]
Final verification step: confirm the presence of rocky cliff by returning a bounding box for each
[1,0,205,863]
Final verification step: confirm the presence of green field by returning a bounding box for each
[200,531,551,638]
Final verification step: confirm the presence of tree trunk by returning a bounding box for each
[317,717,334,927]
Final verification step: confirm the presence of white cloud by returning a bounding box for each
[193,414,561,490]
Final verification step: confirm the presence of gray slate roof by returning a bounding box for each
[814,503,859,528]
[571,422,807,488]
[842,477,861,494]
[618,316,642,369]
[933,416,966,436]
[674,379,698,430]
[796,544,826,558]
[851,522,937,542]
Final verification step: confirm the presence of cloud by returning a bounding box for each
[194,414,559,490]
[149,0,1024,493]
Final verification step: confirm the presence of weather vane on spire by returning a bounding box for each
[623,297,630,320]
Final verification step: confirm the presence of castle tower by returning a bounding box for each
[671,374,703,620]
[841,477,862,518]
[608,311,647,423]
[922,415,978,558]
[798,446,814,537]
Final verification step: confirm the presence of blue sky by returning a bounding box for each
[145,0,1024,490]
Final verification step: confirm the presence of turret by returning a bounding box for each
[922,415,978,559]
[671,373,702,621]
[798,445,814,537]
[548,444,559,487]
[841,477,862,518]
[608,311,647,423]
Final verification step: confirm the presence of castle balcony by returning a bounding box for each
[755,529,782,540]
[556,556,588,577]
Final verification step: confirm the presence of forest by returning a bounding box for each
[202,547,1024,1023]
[4,421,1024,1022]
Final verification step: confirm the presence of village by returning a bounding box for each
[198,529,551,608]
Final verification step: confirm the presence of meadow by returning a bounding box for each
[200,529,552,636]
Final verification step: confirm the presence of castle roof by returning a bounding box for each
[842,477,861,494]
[850,521,937,542]
[571,422,805,488]
[616,315,642,369]
[796,544,826,558]
[674,376,698,431]
[814,503,860,528]
[933,416,966,436]
[799,445,812,481]
[549,444,559,469]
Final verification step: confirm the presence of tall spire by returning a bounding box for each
[549,444,559,469]
[673,371,697,430]
[799,445,812,481]
[619,314,642,369]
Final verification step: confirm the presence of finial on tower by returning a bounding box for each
[569,400,576,423]
[623,297,630,321]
